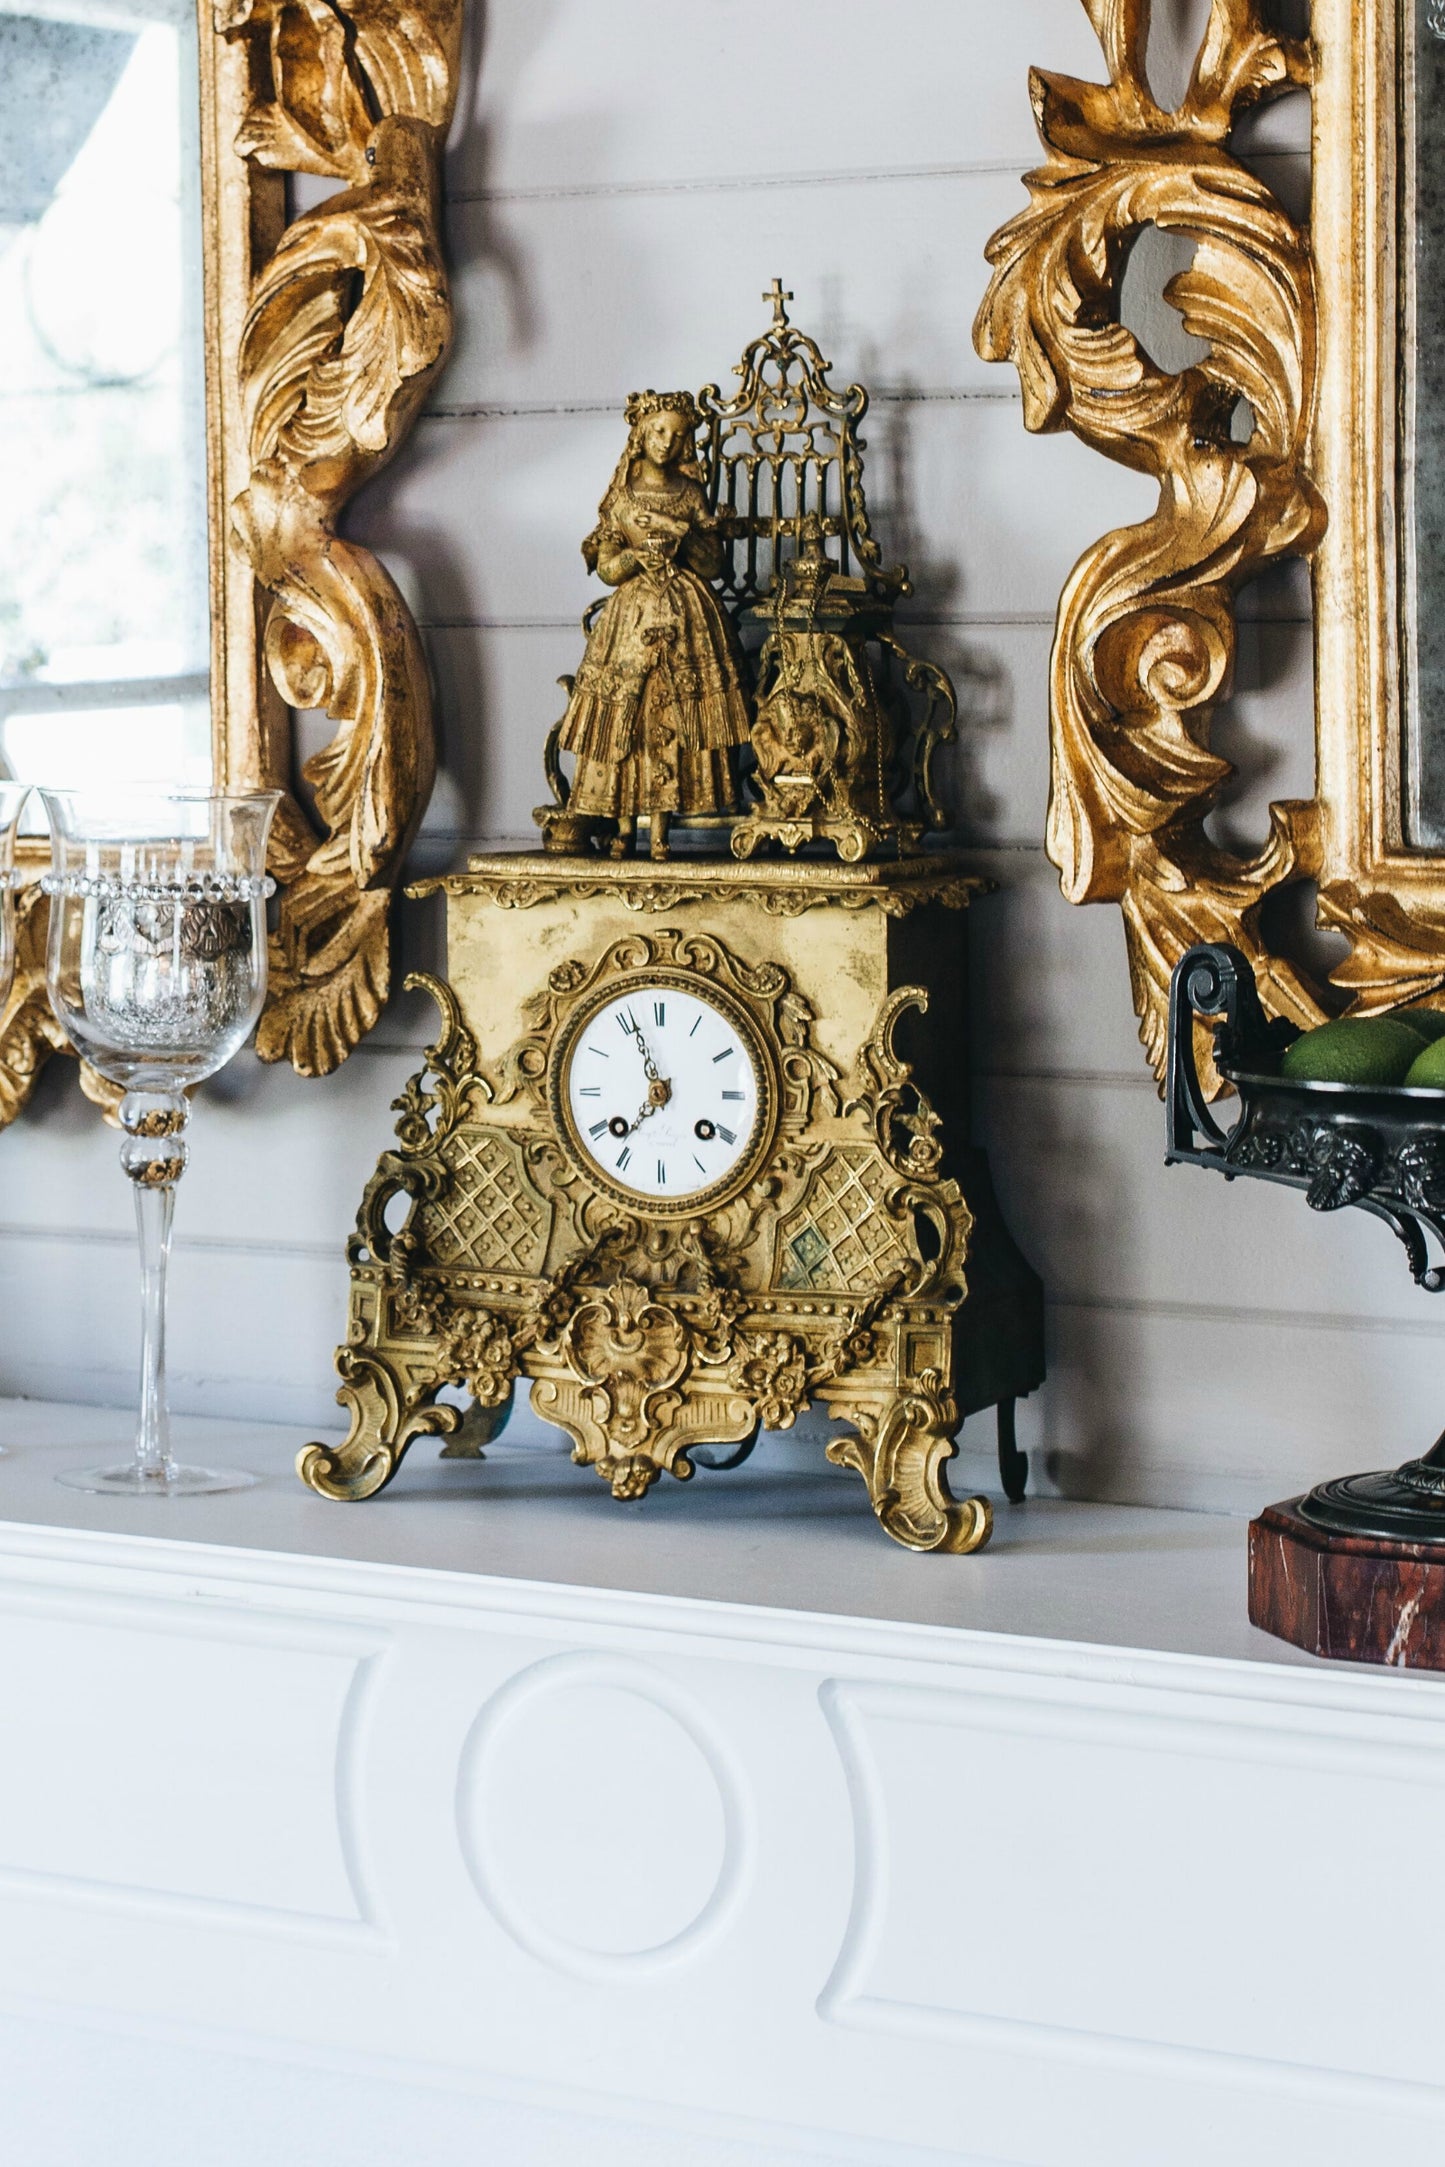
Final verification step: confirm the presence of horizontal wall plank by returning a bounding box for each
[2,1217,1434,1517]
[1009,1295,1444,1516]
[440,168,1035,410]
[422,620,576,845]
[0,1240,353,1431]
[456,1,1110,199]
[458,2,1309,200]
[966,848,1160,1083]
[438,150,1313,420]
[353,405,1157,630]
[0,1050,418,1255]
[416,618,1061,847]
[975,1070,1445,1331]
[408,604,1315,853]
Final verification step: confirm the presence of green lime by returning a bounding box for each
[1401,1007,1445,1043]
[1280,1016,1425,1085]
[1405,1036,1445,1087]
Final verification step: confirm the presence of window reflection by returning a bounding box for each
[0,0,209,804]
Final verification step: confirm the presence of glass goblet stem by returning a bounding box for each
[120,1091,190,1489]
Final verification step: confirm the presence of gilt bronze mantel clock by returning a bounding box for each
[300,288,1044,1553]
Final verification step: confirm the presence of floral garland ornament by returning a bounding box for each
[974,0,1327,1081]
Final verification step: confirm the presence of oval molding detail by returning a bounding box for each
[456,1652,752,1982]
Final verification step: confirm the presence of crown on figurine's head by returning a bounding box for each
[625,388,702,429]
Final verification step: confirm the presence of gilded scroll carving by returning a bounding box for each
[975,0,1327,1080]
[0,884,119,1126]
[825,1370,991,1555]
[222,0,462,1076]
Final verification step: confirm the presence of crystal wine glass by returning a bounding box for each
[40,788,279,1495]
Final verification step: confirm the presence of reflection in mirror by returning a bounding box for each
[1403,0,1445,845]
[0,0,209,811]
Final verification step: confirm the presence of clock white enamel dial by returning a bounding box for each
[557,978,768,1206]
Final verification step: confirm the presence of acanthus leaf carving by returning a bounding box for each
[975,0,1327,1087]
[223,0,462,1078]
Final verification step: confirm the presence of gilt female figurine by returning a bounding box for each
[557,390,750,857]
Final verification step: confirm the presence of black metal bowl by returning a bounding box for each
[1167,943,1445,1542]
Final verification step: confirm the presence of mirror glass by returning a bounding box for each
[0,0,210,808]
[1402,0,1445,844]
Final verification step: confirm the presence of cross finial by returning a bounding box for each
[763,278,794,330]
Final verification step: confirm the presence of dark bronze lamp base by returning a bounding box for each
[1249,1440,1445,1670]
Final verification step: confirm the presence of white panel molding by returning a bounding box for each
[0,1491,1443,2163]
[455,1648,755,1983]
[0,1583,390,1948]
[0,1989,1009,2167]
[818,1676,1445,2114]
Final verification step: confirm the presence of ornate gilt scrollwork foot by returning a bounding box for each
[826,1372,993,1554]
[297,1347,461,1501]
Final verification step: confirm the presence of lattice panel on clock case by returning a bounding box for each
[778,1149,914,1293]
[416,1129,551,1276]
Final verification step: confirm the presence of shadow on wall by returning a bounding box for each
[848,379,1013,842]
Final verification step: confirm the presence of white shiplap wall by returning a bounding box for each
[1,0,1432,1515]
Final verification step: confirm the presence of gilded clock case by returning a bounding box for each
[300,854,1044,1553]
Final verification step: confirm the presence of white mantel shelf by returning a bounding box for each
[0,1397,1324,1667]
[0,1397,1440,2167]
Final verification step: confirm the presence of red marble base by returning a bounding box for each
[1249,1499,1445,1670]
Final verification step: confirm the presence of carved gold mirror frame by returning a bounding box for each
[0,0,461,1119]
[977,0,1445,1082]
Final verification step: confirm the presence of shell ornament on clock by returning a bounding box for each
[304,292,1045,1550]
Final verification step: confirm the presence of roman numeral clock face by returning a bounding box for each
[558,981,767,1206]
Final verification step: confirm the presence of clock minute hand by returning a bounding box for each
[619,1014,672,1132]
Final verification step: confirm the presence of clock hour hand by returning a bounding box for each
[606,1092,664,1140]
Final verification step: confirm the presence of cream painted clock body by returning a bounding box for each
[301,851,1045,1554]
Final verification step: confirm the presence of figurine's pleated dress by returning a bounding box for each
[559,489,750,820]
